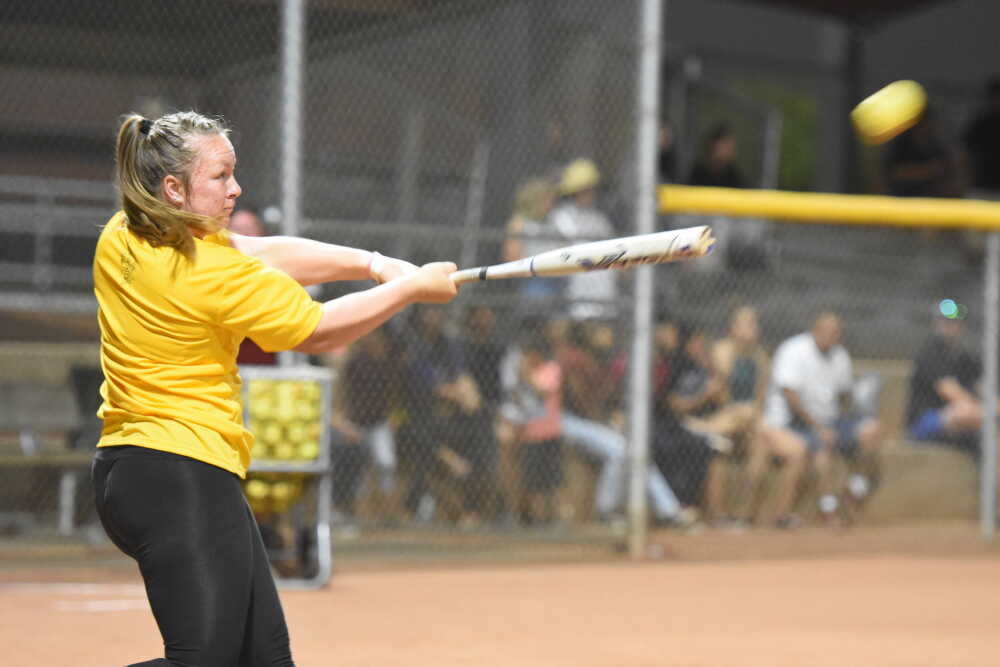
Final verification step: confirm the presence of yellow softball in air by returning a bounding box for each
[851,80,927,145]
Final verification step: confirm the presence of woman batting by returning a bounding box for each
[91,110,458,666]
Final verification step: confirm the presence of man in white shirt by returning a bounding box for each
[550,159,619,321]
[747,312,883,528]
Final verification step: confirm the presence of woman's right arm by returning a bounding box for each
[710,339,734,404]
[295,262,457,354]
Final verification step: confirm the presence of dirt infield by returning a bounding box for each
[3,548,1000,666]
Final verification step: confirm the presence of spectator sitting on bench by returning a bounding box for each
[684,306,768,525]
[649,319,727,526]
[328,327,401,524]
[751,312,884,528]
[686,306,767,446]
[499,333,565,525]
[907,304,982,454]
[399,305,499,527]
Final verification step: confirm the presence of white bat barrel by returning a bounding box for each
[450,225,714,285]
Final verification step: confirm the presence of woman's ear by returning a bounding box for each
[162,174,185,208]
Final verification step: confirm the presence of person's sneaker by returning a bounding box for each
[846,473,871,499]
[818,494,849,527]
[839,474,870,525]
[675,506,701,529]
[711,517,750,534]
[774,513,802,530]
[599,512,629,535]
[653,506,701,531]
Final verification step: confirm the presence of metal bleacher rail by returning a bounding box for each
[0,177,111,537]
[0,174,113,312]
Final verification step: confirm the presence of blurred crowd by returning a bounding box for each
[304,297,894,534]
[237,76,1000,537]
[311,284,996,537]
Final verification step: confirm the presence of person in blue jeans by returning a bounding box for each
[501,332,684,525]
[757,313,884,528]
[906,310,982,454]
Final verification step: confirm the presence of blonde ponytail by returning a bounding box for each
[115,111,230,260]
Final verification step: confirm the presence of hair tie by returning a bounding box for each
[139,119,152,135]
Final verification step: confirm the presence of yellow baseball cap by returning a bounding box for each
[560,158,601,195]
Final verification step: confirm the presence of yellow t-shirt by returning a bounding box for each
[93,213,324,477]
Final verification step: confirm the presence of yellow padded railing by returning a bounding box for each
[659,185,1000,230]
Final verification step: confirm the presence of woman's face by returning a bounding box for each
[175,133,241,225]
[519,348,542,377]
[574,187,597,208]
[686,332,709,363]
[544,319,569,346]
[731,307,759,345]
[419,306,446,335]
[588,323,615,352]
[468,306,496,336]
[711,136,737,163]
[654,322,678,351]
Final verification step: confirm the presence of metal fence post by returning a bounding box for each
[280,0,305,240]
[982,231,998,538]
[279,0,306,368]
[628,0,664,560]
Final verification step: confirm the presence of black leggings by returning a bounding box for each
[92,446,294,667]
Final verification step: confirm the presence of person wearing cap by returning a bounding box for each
[550,158,618,321]
[503,178,563,313]
[906,303,1000,522]
[883,108,958,199]
[906,303,982,452]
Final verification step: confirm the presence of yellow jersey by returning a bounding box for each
[93,213,323,477]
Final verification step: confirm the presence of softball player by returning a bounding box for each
[91,110,457,666]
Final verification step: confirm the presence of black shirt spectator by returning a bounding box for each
[463,306,505,408]
[906,323,980,427]
[690,123,745,188]
[401,305,500,521]
[884,112,957,198]
[658,121,677,183]
[690,163,744,188]
[650,322,719,506]
[342,335,396,428]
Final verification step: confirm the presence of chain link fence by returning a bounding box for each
[0,0,993,575]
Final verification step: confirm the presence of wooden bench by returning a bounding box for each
[0,382,81,451]
[0,381,94,535]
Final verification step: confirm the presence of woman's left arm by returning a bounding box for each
[230,233,417,286]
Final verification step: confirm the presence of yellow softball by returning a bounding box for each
[851,80,927,145]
